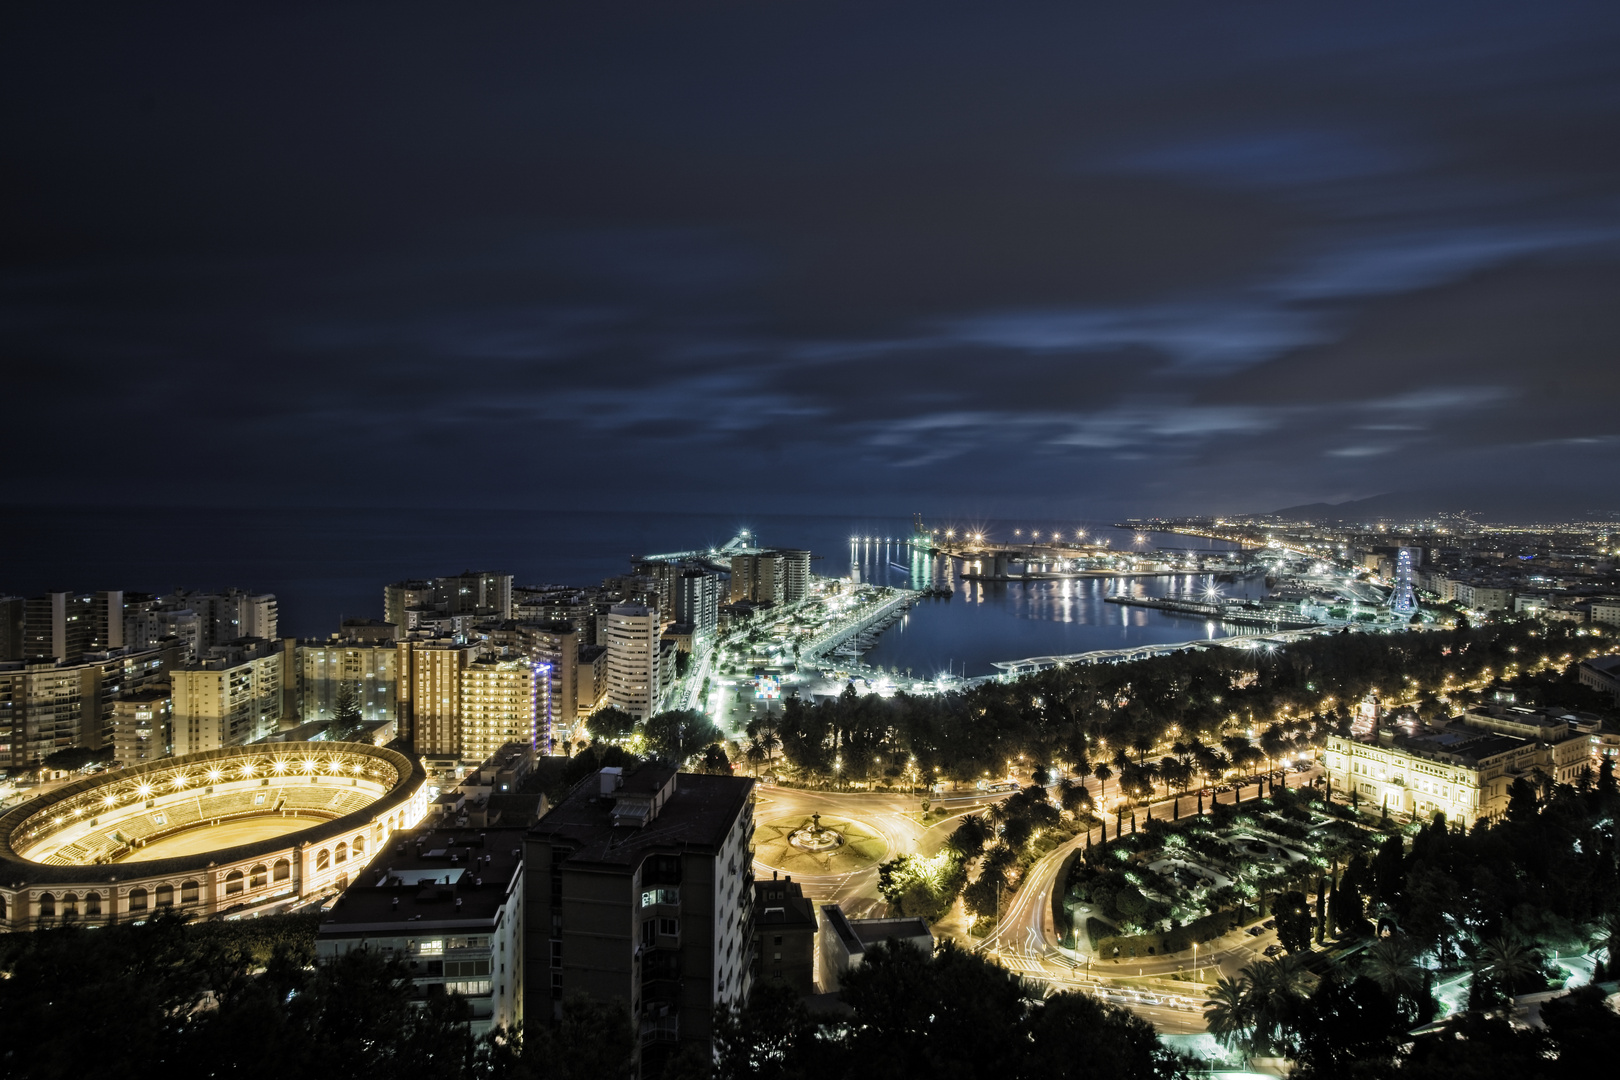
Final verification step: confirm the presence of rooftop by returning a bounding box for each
[529,766,752,871]
[318,825,527,933]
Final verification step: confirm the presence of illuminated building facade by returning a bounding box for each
[606,604,661,721]
[460,658,547,760]
[317,825,526,1036]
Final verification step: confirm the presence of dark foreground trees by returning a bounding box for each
[0,917,1187,1080]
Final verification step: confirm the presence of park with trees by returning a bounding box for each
[762,618,1612,794]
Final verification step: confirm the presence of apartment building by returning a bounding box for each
[297,640,402,730]
[577,644,609,717]
[1590,598,1620,628]
[674,571,721,637]
[385,573,513,627]
[525,766,754,1069]
[606,604,661,722]
[170,639,285,755]
[402,639,481,758]
[460,658,546,762]
[316,826,526,1036]
[108,688,172,765]
[729,552,784,605]
[753,872,817,996]
[0,645,174,768]
[486,621,578,742]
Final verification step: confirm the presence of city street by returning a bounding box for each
[750,762,1322,1032]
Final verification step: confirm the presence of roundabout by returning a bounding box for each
[754,812,887,875]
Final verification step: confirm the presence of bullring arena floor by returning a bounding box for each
[115,816,319,861]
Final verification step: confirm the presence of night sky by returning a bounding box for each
[6,3,1620,520]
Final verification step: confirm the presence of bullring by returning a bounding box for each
[0,741,427,928]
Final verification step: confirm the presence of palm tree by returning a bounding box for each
[1092,762,1113,798]
[1475,935,1538,996]
[1204,974,1254,1054]
[1241,955,1310,1055]
[757,727,782,771]
[1363,937,1424,1000]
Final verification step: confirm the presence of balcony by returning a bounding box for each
[640,1014,679,1046]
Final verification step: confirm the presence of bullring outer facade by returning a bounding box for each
[0,741,427,928]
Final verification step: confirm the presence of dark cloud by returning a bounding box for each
[4,1,1620,517]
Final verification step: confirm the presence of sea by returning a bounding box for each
[0,507,1262,677]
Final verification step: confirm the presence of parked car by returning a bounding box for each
[1263,944,1284,957]
[1263,919,1277,930]
[1246,926,1265,937]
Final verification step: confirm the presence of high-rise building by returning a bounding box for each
[384,580,436,629]
[297,640,402,730]
[23,592,94,662]
[108,688,172,766]
[0,597,23,662]
[674,571,720,637]
[729,553,785,605]
[170,639,285,755]
[525,766,755,1068]
[436,572,514,619]
[0,645,174,768]
[776,550,812,603]
[1390,547,1419,616]
[493,622,579,743]
[126,604,205,661]
[402,639,481,758]
[386,573,513,626]
[577,644,609,717]
[606,604,661,721]
[460,657,546,762]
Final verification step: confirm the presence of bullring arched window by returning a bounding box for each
[181,881,199,904]
[86,893,102,916]
[273,860,290,882]
[335,842,348,864]
[353,835,367,857]
[155,884,174,908]
[0,895,8,920]
[316,849,331,871]
[63,893,78,916]
[250,865,267,889]
[39,893,56,918]
[129,888,147,912]
[225,870,244,896]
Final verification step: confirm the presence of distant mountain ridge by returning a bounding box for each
[1267,488,1618,524]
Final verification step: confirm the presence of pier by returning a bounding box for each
[1103,595,1322,628]
[799,588,917,664]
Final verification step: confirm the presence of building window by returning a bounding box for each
[181,881,200,904]
[225,871,244,896]
[273,860,291,882]
[659,918,679,937]
[85,893,102,916]
[250,865,267,889]
[129,888,148,912]
[155,884,174,908]
[39,894,55,918]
